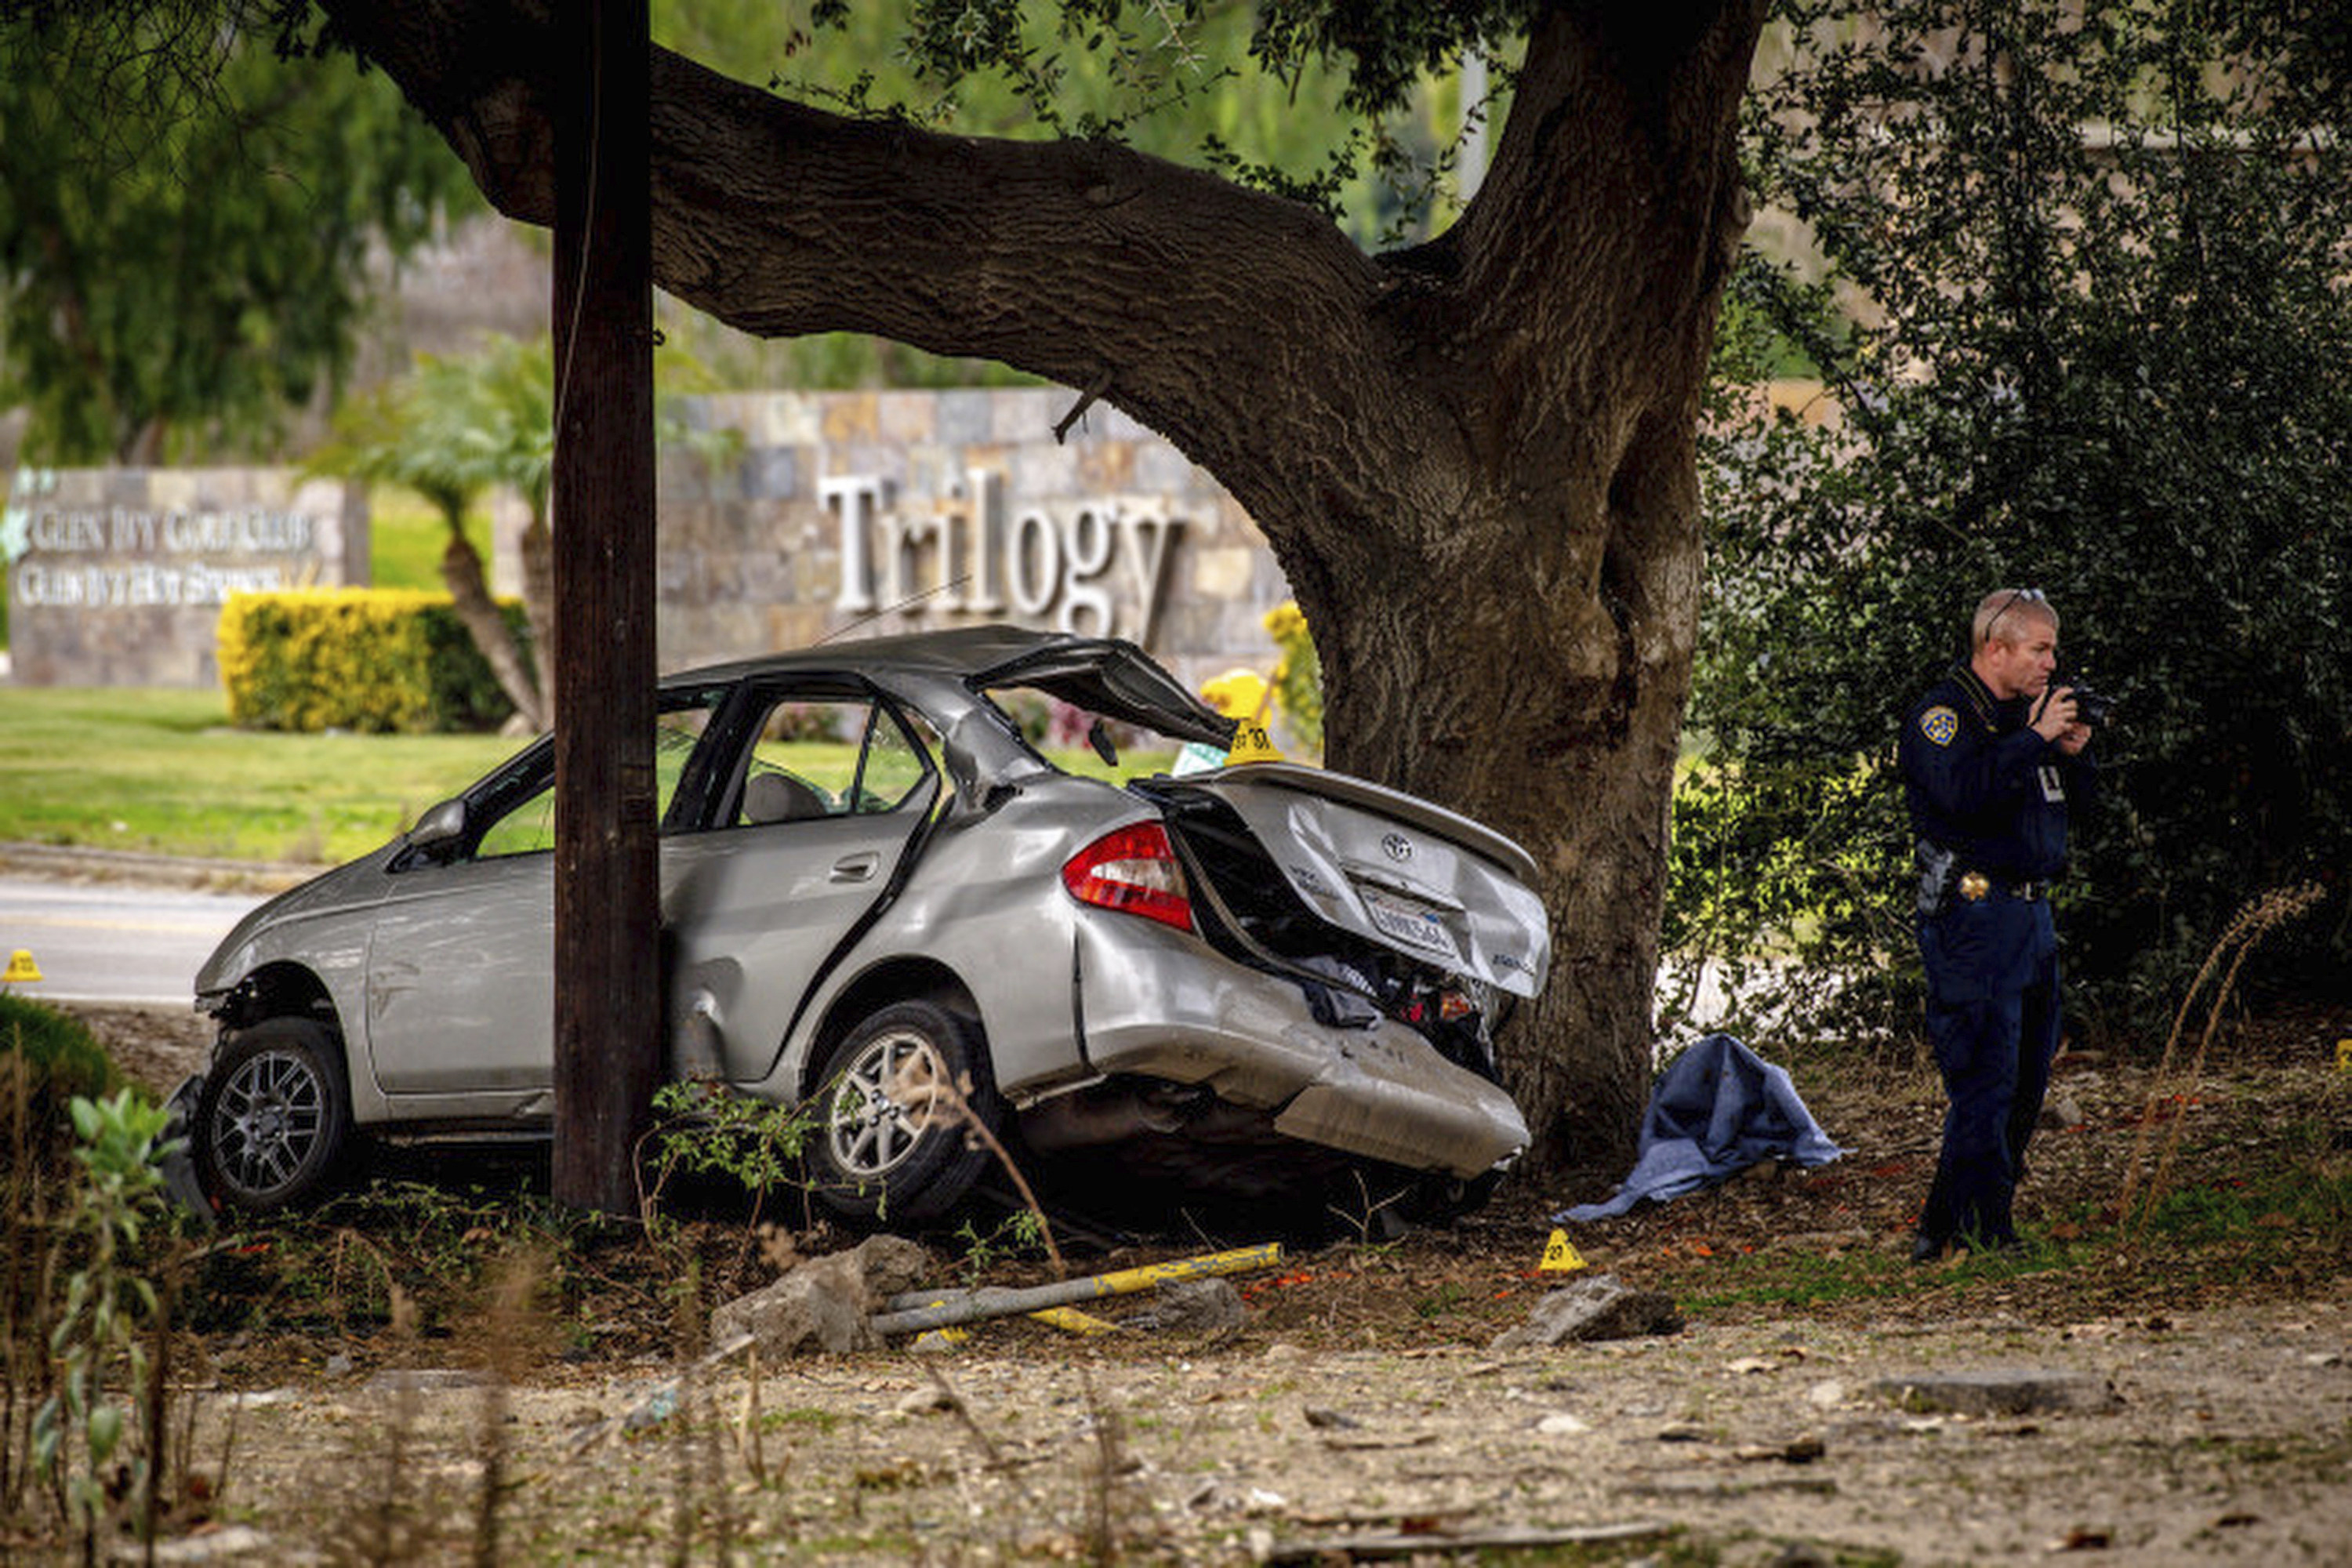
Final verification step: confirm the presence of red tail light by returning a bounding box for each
[1062,822,1194,933]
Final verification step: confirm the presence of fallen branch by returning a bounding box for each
[1265,1519,1670,1563]
[872,1243,1282,1336]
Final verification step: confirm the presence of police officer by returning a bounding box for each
[1900,587,2094,1260]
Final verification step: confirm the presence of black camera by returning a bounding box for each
[2062,681,2114,729]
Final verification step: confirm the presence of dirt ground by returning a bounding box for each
[40,1002,2352,1564]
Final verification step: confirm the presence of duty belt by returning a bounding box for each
[1956,870,2045,902]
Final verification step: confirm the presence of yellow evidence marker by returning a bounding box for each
[2336,1038,2352,1072]
[3,949,42,985]
[1223,720,1283,765]
[1538,1229,1588,1274]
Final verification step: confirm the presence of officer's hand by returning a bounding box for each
[2056,722,2092,756]
[2031,686,2078,742]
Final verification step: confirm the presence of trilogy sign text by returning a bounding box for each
[823,470,1181,642]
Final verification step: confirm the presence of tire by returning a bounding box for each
[195,1017,354,1214]
[809,1000,1000,1229]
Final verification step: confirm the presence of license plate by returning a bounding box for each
[1359,886,1461,963]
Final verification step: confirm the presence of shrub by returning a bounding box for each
[218,588,529,734]
[1263,601,1324,757]
[1684,0,2352,1039]
[0,993,121,1171]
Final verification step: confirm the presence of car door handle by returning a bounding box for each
[830,851,880,884]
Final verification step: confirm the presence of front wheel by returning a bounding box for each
[809,1000,1000,1229]
[195,1017,354,1215]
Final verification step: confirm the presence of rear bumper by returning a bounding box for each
[1069,916,1529,1178]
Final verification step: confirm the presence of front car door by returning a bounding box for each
[361,687,733,1103]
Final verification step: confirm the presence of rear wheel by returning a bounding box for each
[195,1017,354,1214]
[810,1000,1000,1228]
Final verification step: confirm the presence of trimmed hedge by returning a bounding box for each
[218,588,529,734]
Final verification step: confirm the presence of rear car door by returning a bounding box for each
[660,683,942,1083]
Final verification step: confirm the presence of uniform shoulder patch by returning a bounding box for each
[1918,706,1961,747]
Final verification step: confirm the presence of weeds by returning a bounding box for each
[2118,883,2326,1232]
[31,1087,187,1559]
[641,1079,818,1251]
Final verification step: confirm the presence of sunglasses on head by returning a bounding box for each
[1983,586,2047,641]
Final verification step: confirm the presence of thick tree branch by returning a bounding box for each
[319,0,1463,557]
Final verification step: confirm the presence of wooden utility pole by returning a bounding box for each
[550,0,659,1215]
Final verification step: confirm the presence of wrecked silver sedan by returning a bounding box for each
[183,626,1549,1228]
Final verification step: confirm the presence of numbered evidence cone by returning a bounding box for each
[1538,1229,1588,1273]
[3,950,41,985]
[1223,720,1283,766]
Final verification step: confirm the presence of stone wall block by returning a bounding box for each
[739,445,800,501]
[832,441,909,489]
[1191,546,1256,601]
[1134,444,1199,492]
[877,392,936,444]
[935,390,994,447]
[147,471,200,510]
[1076,442,1136,491]
[1010,441,1079,498]
[820,394,879,444]
[992,387,1062,441]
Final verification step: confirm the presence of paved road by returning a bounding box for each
[0,877,264,1007]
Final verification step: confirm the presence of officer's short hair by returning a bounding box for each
[1974,587,2059,650]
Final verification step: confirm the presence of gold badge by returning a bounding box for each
[1958,871,1991,902]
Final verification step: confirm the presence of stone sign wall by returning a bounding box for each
[2,391,1290,697]
[3,468,368,688]
[499,387,1295,694]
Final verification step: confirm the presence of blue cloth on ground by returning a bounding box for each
[1554,1033,1846,1222]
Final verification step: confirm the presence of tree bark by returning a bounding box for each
[441,526,545,732]
[323,0,1765,1171]
[518,507,556,729]
[547,0,658,1218]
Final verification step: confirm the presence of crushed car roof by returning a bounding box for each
[664,624,1131,686]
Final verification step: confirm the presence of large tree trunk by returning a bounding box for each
[327,0,1762,1171]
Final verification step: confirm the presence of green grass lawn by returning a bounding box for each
[0,684,1176,866]
[0,687,522,864]
[0,484,1171,865]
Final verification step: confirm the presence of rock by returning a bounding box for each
[364,1369,488,1395]
[2043,1093,2088,1129]
[125,1524,277,1563]
[1124,1278,1246,1336]
[1873,1368,2122,1417]
[895,1385,957,1416]
[1535,1411,1591,1436]
[709,1235,935,1357]
[1489,1273,1682,1350]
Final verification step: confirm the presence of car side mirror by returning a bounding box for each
[408,797,467,849]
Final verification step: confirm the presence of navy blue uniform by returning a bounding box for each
[1900,662,2095,1250]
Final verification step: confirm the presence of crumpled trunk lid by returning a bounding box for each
[1155,763,1552,998]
